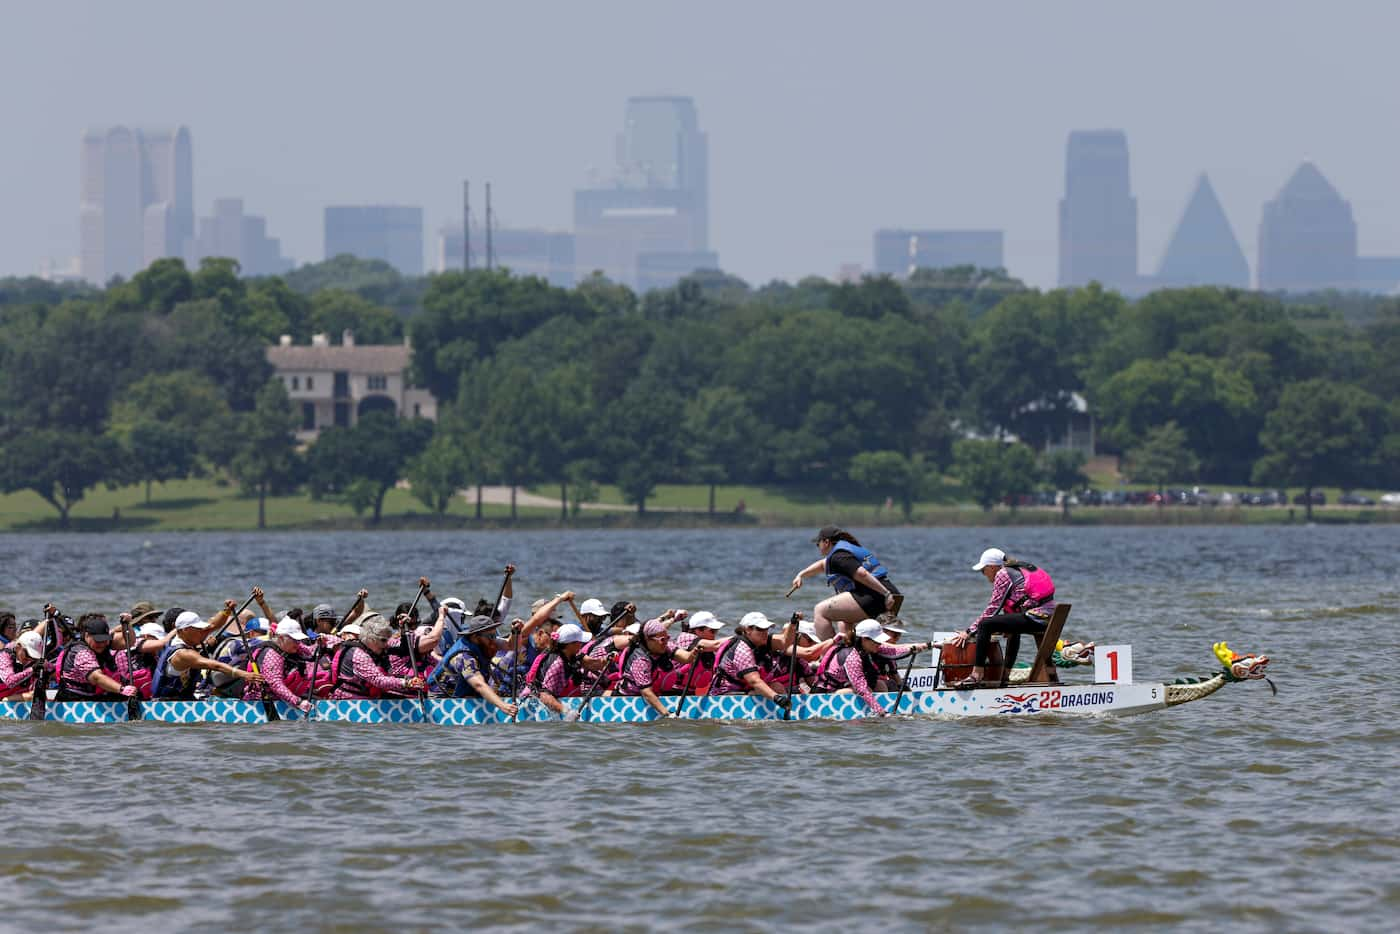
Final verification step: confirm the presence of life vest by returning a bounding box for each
[527,650,583,698]
[151,641,200,699]
[54,644,122,701]
[0,649,35,699]
[241,643,309,700]
[813,644,879,693]
[1003,565,1055,614]
[707,635,773,695]
[331,642,394,699]
[426,636,494,699]
[824,541,888,593]
[617,643,675,696]
[210,635,263,698]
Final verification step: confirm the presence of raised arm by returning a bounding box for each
[790,559,826,592]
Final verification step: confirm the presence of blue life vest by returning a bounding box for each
[151,641,199,699]
[427,635,494,698]
[824,541,888,593]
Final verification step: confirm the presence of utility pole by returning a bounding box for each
[485,182,494,271]
[462,181,471,271]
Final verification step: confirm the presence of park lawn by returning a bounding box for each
[566,479,973,519]
[0,478,554,531]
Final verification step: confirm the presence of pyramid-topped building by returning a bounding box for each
[1257,162,1356,292]
[1156,174,1249,289]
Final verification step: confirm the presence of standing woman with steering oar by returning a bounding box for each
[788,526,902,640]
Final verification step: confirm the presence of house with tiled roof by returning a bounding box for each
[266,330,438,441]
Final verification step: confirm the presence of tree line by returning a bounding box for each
[1,256,1397,526]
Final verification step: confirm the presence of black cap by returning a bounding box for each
[814,525,842,543]
[82,617,112,638]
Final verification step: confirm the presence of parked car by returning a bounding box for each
[1380,493,1400,507]
[1338,492,1375,506]
[1292,491,1327,506]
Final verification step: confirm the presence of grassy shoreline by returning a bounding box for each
[2,478,1397,532]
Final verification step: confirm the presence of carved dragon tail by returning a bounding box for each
[1164,642,1272,708]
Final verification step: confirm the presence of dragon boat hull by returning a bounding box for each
[0,682,1167,725]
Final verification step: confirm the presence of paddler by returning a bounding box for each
[424,615,518,717]
[0,627,46,700]
[615,619,704,717]
[54,615,138,702]
[810,619,932,715]
[523,623,610,716]
[328,613,425,699]
[788,526,902,640]
[150,605,265,699]
[577,598,611,635]
[947,547,1057,688]
[704,612,792,710]
[243,617,321,712]
[497,591,575,688]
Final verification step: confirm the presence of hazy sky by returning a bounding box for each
[3,0,1398,288]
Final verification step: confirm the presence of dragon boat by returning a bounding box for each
[0,643,1271,725]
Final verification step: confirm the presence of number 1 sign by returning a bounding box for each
[1094,644,1133,684]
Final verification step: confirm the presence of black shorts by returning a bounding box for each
[851,579,900,618]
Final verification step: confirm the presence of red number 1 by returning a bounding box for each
[1106,650,1119,681]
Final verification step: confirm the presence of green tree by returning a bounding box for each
[1252,379,1387,520]
[1042,448,1090,519]
[605,377,684,514]
[306,411,434,524]
[132,257,194,313]
[121,420,198,504]
[308,290,402,345]
[109,371,232,438]
[848,450,926,519]
[682,386,764,514]
[228,380,301,529]
[0,430,124,527]
[952,439,1039,512]
[407,432,472,515]
[1124,422,1199,497]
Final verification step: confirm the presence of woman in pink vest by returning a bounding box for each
[947,547,1057,688]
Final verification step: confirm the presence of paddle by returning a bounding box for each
[119,616,141,722]
[672,637,705,717]
[890,645,921,716]
[27,609,58,721]
[227,600,278,722]
[488,564,515,624]
[508,624,521,721]
[206,593,260,649]
[571,651,618,723]
[301,647,324,721]
[400,583,430,721]
[784,584,798,599]
[782,612,800,721]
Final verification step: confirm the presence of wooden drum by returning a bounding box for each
[937,639,1004,687]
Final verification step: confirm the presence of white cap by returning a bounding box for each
[739,612,775,630]
[339,622,362,638]
[624,621,642,636]
[855,619,892,643]
[687,611,725,632]
[275,618,314,642]
[554,623,587,645]
[881,620,907,635]
[797,620,821,642]
[137,622,164,640]
[972,547,1006,571]
[441,597,466,611]
[579,598,608,617]
[174,611,204,629]
[16,630,44,660]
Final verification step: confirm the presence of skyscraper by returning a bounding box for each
[1257,162,1357,292]
[872,230,1004,278]
[188,198,293,276]
[1058,130,1139,293]
[324,206,423,276]
[79,125,193,283]
[437,223,575,287]
[574,96,713,290]
[1155,174,1250,289]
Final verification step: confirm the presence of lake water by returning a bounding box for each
[1,525,1396,932]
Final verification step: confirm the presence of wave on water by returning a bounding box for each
[1221,603,1388,621]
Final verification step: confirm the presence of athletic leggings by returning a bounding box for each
[974,612,1048,672]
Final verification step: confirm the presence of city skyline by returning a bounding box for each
[8,1,1400,290]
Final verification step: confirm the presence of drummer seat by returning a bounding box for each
[1022,603,1071,685]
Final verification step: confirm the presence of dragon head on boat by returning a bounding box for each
[1053,639,1095,666]
[1213,641,1270,682]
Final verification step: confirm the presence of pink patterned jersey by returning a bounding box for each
[244,643,315,704]
[708,638,761,696]
[0,650,35,693]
